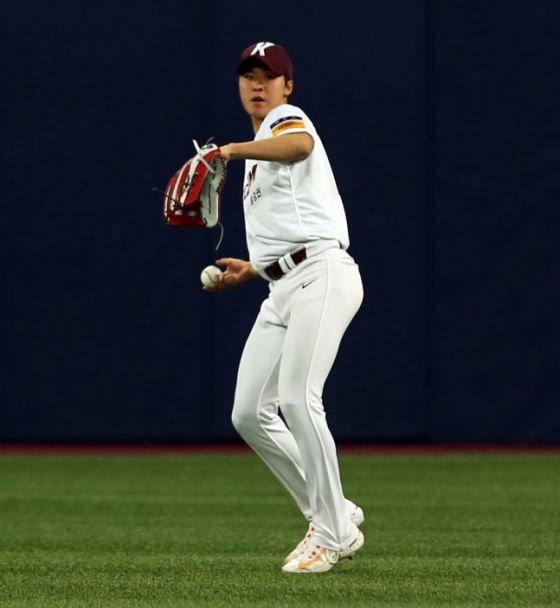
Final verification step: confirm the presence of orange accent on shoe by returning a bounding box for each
[298,547,326,570]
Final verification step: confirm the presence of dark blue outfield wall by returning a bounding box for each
[2,1,560,442]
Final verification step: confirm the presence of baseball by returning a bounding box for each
[200,265,223,289]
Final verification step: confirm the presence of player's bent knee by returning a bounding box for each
[231,405,259,436]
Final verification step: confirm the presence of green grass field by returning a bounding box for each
[0,452,559,607]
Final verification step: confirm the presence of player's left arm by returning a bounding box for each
[220,133,314,163]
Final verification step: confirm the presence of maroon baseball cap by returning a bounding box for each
[236,42,294,80]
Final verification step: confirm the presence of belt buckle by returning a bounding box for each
[267,265,282,281]
[265,261,283,281]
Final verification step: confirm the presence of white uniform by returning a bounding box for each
[231,103,364,551]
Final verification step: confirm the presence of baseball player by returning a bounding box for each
[210,41,364,573]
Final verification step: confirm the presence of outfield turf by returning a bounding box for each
[0,452,559,607]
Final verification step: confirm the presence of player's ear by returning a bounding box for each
[284,78,294,98]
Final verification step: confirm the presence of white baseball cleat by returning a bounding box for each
[283,504,365,564]
[351,505,365,527]
[282,530,364,574]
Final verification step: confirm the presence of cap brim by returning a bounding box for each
[236,57,281,77]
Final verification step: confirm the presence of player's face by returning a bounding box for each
[239,67,293,122]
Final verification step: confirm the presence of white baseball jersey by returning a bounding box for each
[242,103,350,271]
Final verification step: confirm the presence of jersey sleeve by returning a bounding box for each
[265,105,314,138]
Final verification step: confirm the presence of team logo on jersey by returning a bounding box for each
[243,164,259,203]
[271,115,306,136]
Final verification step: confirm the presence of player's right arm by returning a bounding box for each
[207,258,259,291]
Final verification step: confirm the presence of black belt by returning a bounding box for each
[265,248,307,281]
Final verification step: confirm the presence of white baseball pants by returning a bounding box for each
[232,247,364,551]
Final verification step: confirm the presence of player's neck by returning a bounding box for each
[251,116,263,134]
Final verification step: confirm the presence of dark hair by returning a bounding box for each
[239,58,292,83]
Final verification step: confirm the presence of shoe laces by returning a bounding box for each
[299,535,325,563]
[299,524,315,549]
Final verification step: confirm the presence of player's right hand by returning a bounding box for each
[209,258,259,290]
